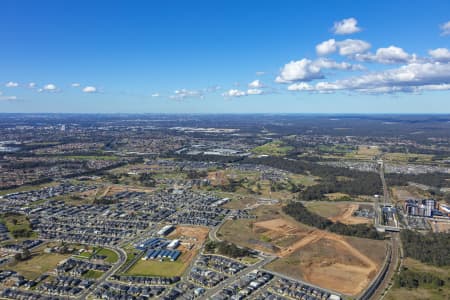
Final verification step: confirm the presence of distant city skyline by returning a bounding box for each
[1,0,450,113]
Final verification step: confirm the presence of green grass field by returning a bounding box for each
[252,141,293,156]
[0,213,36,238]
[96,248,119,263]
[1,252,70,280]
[125,254,188,277]
[289,174,318,187]
[305,202,342,218]
[383,152,434,163]
[83,270,104,279]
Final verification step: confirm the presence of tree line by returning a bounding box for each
[386,172,450,188]
[395,267,446,289]
[204,240,252,258]
[400,230,450,267]
[283,202,384,240]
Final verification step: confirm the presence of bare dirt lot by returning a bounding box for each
[391,186,431,204]
[329,203,372,225]
[266,231,385,296]
[220,205,386,296]
[430,220,450,233]
[306,202,372,225]
[168,225,209,251]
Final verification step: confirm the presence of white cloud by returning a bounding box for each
[373,46,410,64]
[255,71,266,76]
[355,46,411,64]
[82,86,97,93]
[441,21,450,36]
[275,59,323,83]
[316,38,371,57]
[333,17,361,35]
[429,48,450,62]
[247,88,263,95]
[337,39,371,56]
[276,58,362,83]
[223,89,247,97]
[5,81,19,88]
[0,93,18,101]
[151,93,160,97]
[42,84,57,91]
[316,39,337,56]
[313,58,364,70]
[314,82,343,92]
[170,89,204,100]
[71,83,81,87]
[28,82,36,88]
[248,79,263,88]
[287,82,313,91]
[418,83,450,91]
[287,62,450,94]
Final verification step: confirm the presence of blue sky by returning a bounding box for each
[1,0,450,113]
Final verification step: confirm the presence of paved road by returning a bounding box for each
[78,246,127,300]
[363,161,402,300]
[379,160,389,205]
[209,217,228,243]
[265,269,341,297]
[201,254,276,299]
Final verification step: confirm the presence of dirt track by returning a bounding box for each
[330,204,371,225]
[255,217,379,295]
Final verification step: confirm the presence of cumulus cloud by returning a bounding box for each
[286,62,450,94]
[316,39,370,57]
[313,58,364,70]
[170,89,204,100]
[0,91,18,101]
[287,82,313,91]
[441,21,450,36]
[429,48,450,62]
[276,58,362,83]
[248,79,263,88]
[373,46,410,64]
[71,83,81,87]
[275,59,323,83]
[82,86,97,93]
[151,93,160,97]
[247,88,263,95]
[28,82,36,88]
[221,87,267,97]
[355,46,411,64]
[0,96,18,101]
[41,84,57,92]
[333,17,361,35]
[173,20,450,97]
[418,83,450,91]
[337,39,371,56]
[223,89,247,97]
[316,39,337,56]
[5,81,19,88]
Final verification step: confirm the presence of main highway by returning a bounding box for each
[362,159,403,300]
